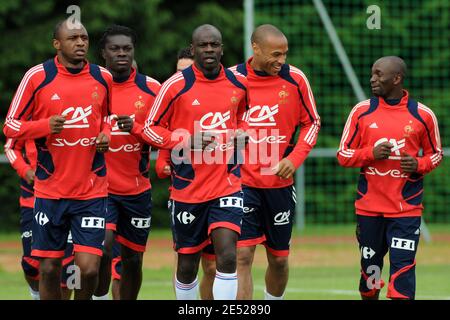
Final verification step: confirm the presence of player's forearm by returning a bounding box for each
[416,151,443,175]
[142,125,190,150]
[3,118,51,140]
[337,146,375,167]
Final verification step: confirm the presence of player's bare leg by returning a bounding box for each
[39,258,62,300]
[237,245,256,299]
[211,228,239,299]
[175,252,202,299]
[94,229,114,298]
[199,257,215,300]
[119,245,143,300]
[265,251,288,298]
[112,279,120,300]
[74,252,101,300]
[61,287,73,300]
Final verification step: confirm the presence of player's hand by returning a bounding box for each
[190,132,216,151]
[24,169,35,185]
[116,115,133,132]
[400,152,418,173]
[373,142,393,160]
[273,158,296,179]
[49,115,66,134]
[96,132,110,153]
[233,129,249,150]
[163,165,171,176]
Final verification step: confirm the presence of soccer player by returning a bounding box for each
[143,24,248,300]
[155,46,216,300]
[229,24,320,300]
[95,25,160,300]
[3,18,112,300]
[5,138,75,300]
[337,56,443,300]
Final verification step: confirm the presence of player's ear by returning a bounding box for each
[190,44,194,57]
[252,42,260,55]
[393,73,402,85]
[53,39,60,51]
[101,48,106,60]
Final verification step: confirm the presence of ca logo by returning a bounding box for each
[248,105,278,127]
[199,111,231,131]
[62,106,92,128]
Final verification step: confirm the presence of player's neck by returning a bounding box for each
[110,69,132,82]
[383,87,404,100]
[197,63,221,80]
[57,53,85,69]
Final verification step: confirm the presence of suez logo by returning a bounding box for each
[365,137,408,178]
[108,114,141,153]
[52,106,97,147]
[61,106,93,128]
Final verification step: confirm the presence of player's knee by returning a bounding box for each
[237,249,254,268]
[216,251,236,273]
[268,255,288,273]
[202,259,216,278]
[40,258,62,277]
[78,264,99,280]
[121,252,143,271]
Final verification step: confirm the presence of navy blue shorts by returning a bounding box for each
[169,191,243,254]
[111,239,122,280]
[31,197,106,258]
[21,206,75,285]
[238,185,296,256]
[356,215,421,299]
[108,190,152,252]
[20,207,40,279]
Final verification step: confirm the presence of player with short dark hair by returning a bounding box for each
[3,18,112,300]
[337,56,443,300]
[143,25,249,300]
[230,24,320,300]
[96,24,160,300]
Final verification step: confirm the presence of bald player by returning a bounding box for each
[229,24,320,300]
[337,56,443,299]
[3,18,112,299]
[143,24,249,300]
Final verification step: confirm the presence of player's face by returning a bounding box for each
[54,22,89,64]
[103,35,135,74]
[192,32,223,72]
[370,60,399,97]
[256,35,288,76]
[177,58,194,71]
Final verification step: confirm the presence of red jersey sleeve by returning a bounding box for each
[142,72,189,149]
[155,149,171,179]
[337,100,375,167]
[415,103,443,174]
[286,67,321,168]
[99,67,113,139]
[4,138,32,179]
[130,77,161,142]
[3,65,52,140]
